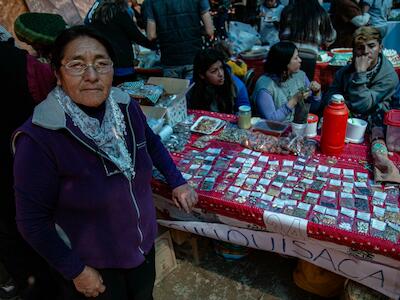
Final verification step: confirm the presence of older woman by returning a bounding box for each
[12,26,197,299]
[252,41,321,121]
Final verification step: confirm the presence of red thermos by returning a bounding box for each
[320,94,349,156]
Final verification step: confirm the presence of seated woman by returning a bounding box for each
[252,41,321,122]
[187,48,250,114]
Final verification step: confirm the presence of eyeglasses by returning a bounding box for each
[61,59,114,76]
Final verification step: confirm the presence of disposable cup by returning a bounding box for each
[291,122,307,137]
[345,118,367,143]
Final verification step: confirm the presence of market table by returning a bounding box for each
[383,21,400,53]
[152,110,400,298]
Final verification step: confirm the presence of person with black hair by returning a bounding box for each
[89,0,156,85]
[279,0,336,79]
[187,48,250,114]
[0,27,57,300]
[252,41,321,121]
[12,25,196,300]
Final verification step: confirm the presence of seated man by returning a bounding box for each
[322,26,399,127]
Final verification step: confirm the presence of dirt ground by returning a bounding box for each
[154,237,340,300]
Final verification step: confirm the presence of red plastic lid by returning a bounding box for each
[307,114,319,123]
[384,109,400,126]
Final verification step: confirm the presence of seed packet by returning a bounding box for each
[271,199,285,213]
[297,178,313,190]
[206,147,222,155]
[385,186,399,206]
[384,223,400,243]
[321,214,337,226]
[343,168,355,180]
[293,164,305,171]
[310,179,326,191]
[225,185,240,200]
[354,195,369,212]
[339,192,355,209]
[215,182,229,193]
[355,220,369,234]
[244,157,256,168]
[372,191,387,207]
[373,206,386,221]
[316,165,329,177]
[385,210,400,224]
[214,157,231,170]
[291,170,303,178]
[264,170,276,179]
[197,164,212,177]
[222,171,236,180]
[291,191,303,201]
[200,177,216,191]
[356,172,369,182]
[241,166,252,174]
[236,189,251,204]
[267,186,281,197]
[338,209,354,231]
[208,170,221,178]
[187,176,203,189]
[268,160,280,171]
[309,206,326,224]
[241,148,252,155]
[280,187,293,200]
[258,155,269,164]
[204,155,217,164]
[304,166,316,179]
[292,202,311,219]
[258,178,271,187]
[282,159,294,172]
[370,218,386,239]
[187,164,201,175]
[274,175,287,183]
[282,205,296,216]
[341,182,354,193]
[329,167,342,180]
[243,178,257,190]
[181,172,192,181]
[356,211,371,222]
[304,192,319,205]
[285,176,299,188]
[192,139,209,149]
[248,191,262,205]
[320,191,337,208]
[256,200,272,210]
[251,166,263,174]
[248,172,260,179]
[234,173,248,187]
[354,181,371,196]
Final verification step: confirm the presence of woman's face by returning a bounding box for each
[265,0,277,8]
[55,36,114,107]
[287,49,302,74]
[202,60,225,86]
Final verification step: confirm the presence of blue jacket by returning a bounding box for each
[12,87,185,279]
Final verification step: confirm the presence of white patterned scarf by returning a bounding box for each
[55,86,134,179]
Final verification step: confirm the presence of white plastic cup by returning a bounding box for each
[345,118,367,143]
[291,122,307,137]
[305,114,319,138]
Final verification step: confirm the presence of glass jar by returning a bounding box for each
[238,105,251,129]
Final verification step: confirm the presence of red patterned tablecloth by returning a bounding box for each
[152,110,400,260]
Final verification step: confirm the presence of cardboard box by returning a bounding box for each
[155,230,177,284]
[147,77,193,127]
[140,105,167,134]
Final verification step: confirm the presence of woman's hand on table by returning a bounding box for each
[73,266,106,298]
[172,184,198,213]
[309,81,321,96]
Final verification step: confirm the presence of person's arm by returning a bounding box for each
[347,68,399,114]
[233,75,250,110]
[134,102,197,212]
[201,11,214,38]
[351,13,370,27]
[304,76,322,113]
[255,89,293,121]
[116,11,156,49]
[146,20,157,41]
[13,134,86,280]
